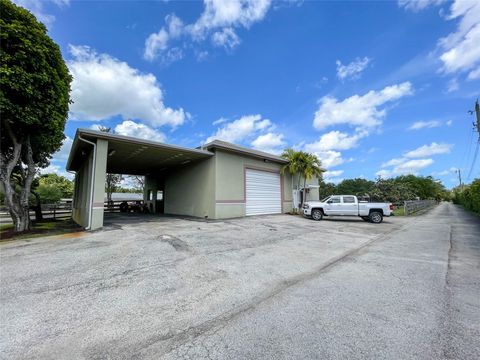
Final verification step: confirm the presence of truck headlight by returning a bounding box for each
[303,204,309,209]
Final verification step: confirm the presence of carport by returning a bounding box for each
[66,129,214,230]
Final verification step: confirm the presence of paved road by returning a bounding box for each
[1,203,479,359]
[161,203,480,359]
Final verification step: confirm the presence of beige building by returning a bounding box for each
[67,129,319,230]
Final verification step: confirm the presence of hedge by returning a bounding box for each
[452,179,480,214]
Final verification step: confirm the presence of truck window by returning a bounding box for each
[343,196,355,203]
[330,196,341,203]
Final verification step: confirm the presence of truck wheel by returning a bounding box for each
[361,216,370,222]
[311,209,323,221]
[369,211,383,224]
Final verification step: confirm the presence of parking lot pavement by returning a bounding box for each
[1,204,478,359]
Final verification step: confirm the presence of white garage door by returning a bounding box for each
[245,169,282,216]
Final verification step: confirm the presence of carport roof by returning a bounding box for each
[66,129,214,175]
[201,140,289,164]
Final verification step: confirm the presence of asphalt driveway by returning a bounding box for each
[1,204,478,359]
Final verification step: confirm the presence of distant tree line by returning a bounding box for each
[319,175,450,203]
[452,179,480,214]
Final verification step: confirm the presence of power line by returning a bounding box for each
[462,127,475,170]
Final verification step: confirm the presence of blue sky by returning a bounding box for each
[14,0,480,187]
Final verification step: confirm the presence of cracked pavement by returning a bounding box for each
[1,203,479,359]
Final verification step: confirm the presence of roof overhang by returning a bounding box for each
[201,140,288,164]
[66,129,214,175]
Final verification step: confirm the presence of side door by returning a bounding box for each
[323,196,342,215]
[341,196,358,216]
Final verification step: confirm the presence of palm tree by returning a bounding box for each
[299,153,324,205]
[281,149,303,211]
[281,149,324,210]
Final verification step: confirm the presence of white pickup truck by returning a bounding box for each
[302,195,393,223]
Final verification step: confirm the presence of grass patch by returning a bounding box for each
[393,206,405,216]
[0,223,14,232]
[0,219,83,242]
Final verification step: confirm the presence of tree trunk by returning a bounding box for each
[0,126,28,232]
[19,138,36,232]
[31,191,43,221]
[296,174,302,210]
[0,137,36,233]
[302,177,307,206]
[14,206,31,232]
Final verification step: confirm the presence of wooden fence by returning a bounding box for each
[0,200,145,222]
[403,200,437,215]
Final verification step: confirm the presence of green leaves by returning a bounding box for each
[1,0,72,164]
[319,175,449,203]
[452,179,480,214]
[281,148,325,180]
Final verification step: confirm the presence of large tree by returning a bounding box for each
[0,0,72,231]
[335,178,375,197]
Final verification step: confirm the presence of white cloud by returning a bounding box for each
[144,0,272,62]
[404,142,452,157]
[375,169,392,178]
[438,1,480,78]
[398,0,446,12]
[39,163,74,180]
[305,130,365,152]
[408,120,441,130]
[303,148,344,169]
[212,117,228,125]
[377,158,434,177]
[211,27,241,49]
[144,28,169,61]
[206,114,273,143]
[322,170,343,183]
[144,14,184,62]
[13,0,69,26]
[381,157,406,167]
[190,0,272,37]
[432,167,457,176]
[68,45,188,128]
[336,57,371,80]
[251,132,286,154]
[379,142,452,176]
[400,1,480,84]
[114,120,166,143]
[50,136,73,162]
[313,82,413,130]
[394,158,434,173]
[447,78,460,92]
[467,66,480,80]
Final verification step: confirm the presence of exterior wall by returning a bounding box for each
[72,151,92,228]
[214,149,293,218]
[164,157,216,219]
[71,139,108,230]
[144,175,160,213]
[90,139,108,230]
[292,173,320,202]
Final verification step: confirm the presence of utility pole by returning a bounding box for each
[469,99,480,137]
[475,99,480,136]
[455,169,462,189]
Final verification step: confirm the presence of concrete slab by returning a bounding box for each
[1,206,477,359]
